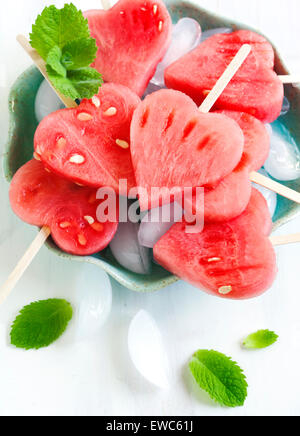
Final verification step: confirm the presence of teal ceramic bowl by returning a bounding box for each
[3,0,300,292]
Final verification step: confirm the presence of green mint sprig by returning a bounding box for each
[10,299,73,350]
[189,350,248,408]
[243,330,279,350]
[30,3,103,100]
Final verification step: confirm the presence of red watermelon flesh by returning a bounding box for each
[154,188,276,300]
[236,187,273,237]
[201,159,252,223]
[84,0,172,97]
[34,83,140,195]
[216,110,270,171]
[185,110,270,223]
[165,30,284,123]
[9,160,118,256]
[130,89,244,211]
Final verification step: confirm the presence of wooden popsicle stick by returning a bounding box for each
[279,75,300,84]
[17,35,77,109]
[199,44,252,114]
[250,171,300,204]
[101,0,111,10]
[270,233,300,246]
[0,227,51,305]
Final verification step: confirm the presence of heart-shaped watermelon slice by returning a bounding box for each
[165,30,284,123]
[188,110,270,223]
[154,188,276,300]
[130,89,244,211]
[9,160,118,256]
[84,0,172,97]
[34,83,140,195]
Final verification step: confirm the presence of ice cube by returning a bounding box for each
[74,264,112,341]
[252,169,278,217]
[110,221,152,275]
[150,18,201,88]
[35,80,65,123]
[138,203,184,248]
[264,122,300,181]
[280,96,291,117]
[128,310,170,389]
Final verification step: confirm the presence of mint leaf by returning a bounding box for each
[30,4,102,100]
[10,299,73,350]
[67,68,103,98]
[189,350,248,407]
[47,66,103,100]
[30,3,90,60]
[243,330,278,349]
[61,38,98,70]
[47,46,66,77]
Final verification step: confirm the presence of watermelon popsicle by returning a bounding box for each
[34,83,140,195]
[130,90,245,211]
[154,188,277,300]
[84,0,172,97]
[9,160,118,256]
[165,30,284,123]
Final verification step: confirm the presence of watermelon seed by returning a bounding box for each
[198,134,211,150]
[77,113,93,121]
[203,90,211,97]
[116,139,130,149]
[45,168,51,173]
[182,119,197,139]
[163,111,175,133]
[140,108,150,128]
[103,107,117,117]
[208,257,221,263]
[78,234,87,246]
[158,21,163,32]
[92,96,101,108]
[153,4,158,15]
[75,183,84,186]
[141,7,147,11]
[69,154,85,164]
[84,216,95,225]
[218,286,232,295]
[33,152,41,161]
[60,222,71,229]
[57,137,67,149]
[91,222,104,232]
[36,145,42,155]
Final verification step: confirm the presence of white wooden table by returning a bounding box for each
[0,0,300,417]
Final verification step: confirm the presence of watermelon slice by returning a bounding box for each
[187,110,270,223]
[165,30,284,123]
[34,83,140,195]
[9,160,118,256]
[84,0,172,97]
[154,188,276,300]
[130,89,244,211]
